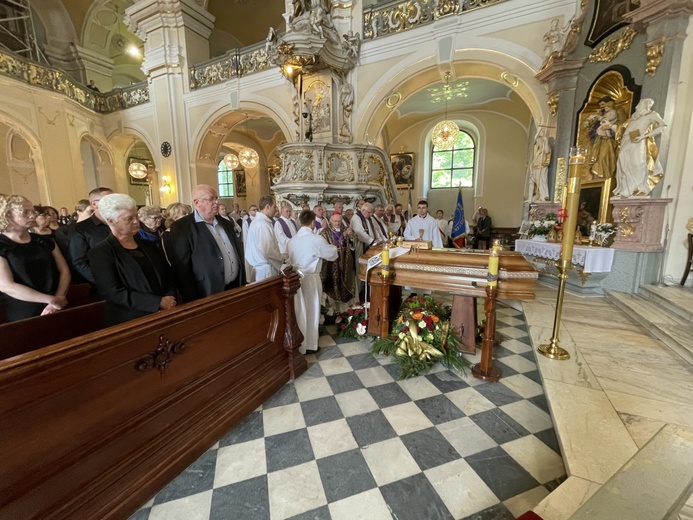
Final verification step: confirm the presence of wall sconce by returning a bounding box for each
[160,177,172,194]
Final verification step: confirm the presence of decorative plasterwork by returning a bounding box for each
[547,92,559,117]
[588,27,638,63]
[645,38,665,76]
[626,0,693,26]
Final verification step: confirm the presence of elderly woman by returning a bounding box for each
[161,202,192,265]
[0,194,71,322]
[88,194,176,326]
[137,205,163,246]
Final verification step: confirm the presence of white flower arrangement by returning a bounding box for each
[594,222,617,247]
[527,213,559,237]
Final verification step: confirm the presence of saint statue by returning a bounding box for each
[586,96,627,180]
[613,98,666,198]
[527,128,551,202]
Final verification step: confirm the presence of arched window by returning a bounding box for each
[217,159,235,197]
[431,130,475,188]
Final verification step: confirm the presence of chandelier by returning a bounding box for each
[239,147,259,168]
[431,72,459,149]
[239,113,259,168]
[128,161,148,179]
[223,153,239,169]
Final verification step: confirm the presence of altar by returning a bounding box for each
[515,239,615,294]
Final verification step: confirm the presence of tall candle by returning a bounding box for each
[381,243,390,277]
[487,240,500,288]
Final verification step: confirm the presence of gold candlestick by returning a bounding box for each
[538,147,585,360]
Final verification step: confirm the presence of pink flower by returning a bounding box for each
[341,324,346,330]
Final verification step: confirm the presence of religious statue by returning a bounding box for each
[542,19,563,62]
[343,31,361,60]
[613,98,666,198]
[585,96,627,180]
[527,128,551,202]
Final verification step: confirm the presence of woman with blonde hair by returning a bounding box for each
[0,194,71,322]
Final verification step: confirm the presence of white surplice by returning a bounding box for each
[274,216,298,256]
[245,212,283,282]
[404,214,444,248]
[288,227,338,353]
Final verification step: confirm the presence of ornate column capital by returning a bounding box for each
[626,0,693,26]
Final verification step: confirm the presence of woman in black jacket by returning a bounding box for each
[88,194,177,326]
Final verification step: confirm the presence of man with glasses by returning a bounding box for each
[169,184,245,302]
[68,186,113,284]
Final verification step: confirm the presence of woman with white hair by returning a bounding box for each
[88,193,176,326]
[0,194,71,322]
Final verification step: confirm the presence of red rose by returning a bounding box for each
[347,309,354,315]
[361,320,367,325]
[402,327,409,333]
[427,322,435,331]
[341,324,346,330]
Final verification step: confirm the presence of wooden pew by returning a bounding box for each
[0,270,304,520]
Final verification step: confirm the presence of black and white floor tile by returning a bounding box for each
[130,300,566,520]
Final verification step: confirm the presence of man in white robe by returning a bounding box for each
[241,204,257,281]
[274,203,299,256]
[435,209,449,245]
[245,195,284,282]
[404,200,444,247]
[313,205,327,234]
[288,210,338,353]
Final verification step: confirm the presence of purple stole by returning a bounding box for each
[356,211,371,236]
[374,217,387,237]
[315,218,322,230]
[278,217,296,238]
[246,216,252,227]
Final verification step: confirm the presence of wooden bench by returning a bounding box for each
[0,270,304,520]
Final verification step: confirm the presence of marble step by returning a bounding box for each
[604,290,693,366]
[639,285,693,324]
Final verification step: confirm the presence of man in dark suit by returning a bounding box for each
[68,186,113,283]
[169,184,245,302]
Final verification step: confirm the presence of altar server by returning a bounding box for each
[288,210,337,353]
[245,195,283,282]
[404,200,443,248]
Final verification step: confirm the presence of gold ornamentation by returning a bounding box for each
[686,217,693,234]
[554,157,567,203]
[619,206,637,237]
[363,0,508,41]
[645,39,665,76]
[500,71,519,88]
[548,92,559,117]
[588,27,637,63]
[0,50,148,113]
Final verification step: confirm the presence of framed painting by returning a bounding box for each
[579,178,612,225]
[390,152,414,187]
[127,157,152,186]
[586,0,638,46]
[235,169,247,197]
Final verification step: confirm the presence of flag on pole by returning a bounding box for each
[407,185,413,220]
[451,186,467,248]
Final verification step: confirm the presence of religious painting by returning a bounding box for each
[575,69,636,184]
[586,0,638,46]
[390,152,414,187]
[127,157,152,186]
[235,169,247,197]
[578,180,612,226]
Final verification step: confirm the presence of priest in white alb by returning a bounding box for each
[404,200,444,247]
[274,202,299,256]
[288,210,338,353]
[245,195,284,282]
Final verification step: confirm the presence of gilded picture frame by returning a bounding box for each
[586,0,639,47]
[390,152,414,187]
[578,181,610,226]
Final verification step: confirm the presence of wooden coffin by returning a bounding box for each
[0,271,305,520]
[359,247,538,344]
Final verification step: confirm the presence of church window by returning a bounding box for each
[431,130,475,188]
[217,159,235,197]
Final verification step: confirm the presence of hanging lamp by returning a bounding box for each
[239,113,259,168]
[223,153,239,169]
[431,72,459,149]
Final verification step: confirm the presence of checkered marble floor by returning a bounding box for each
[130,300,566,520]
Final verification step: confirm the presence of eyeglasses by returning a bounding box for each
[197,197,219,203]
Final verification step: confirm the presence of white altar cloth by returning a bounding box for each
[515,239,615,273]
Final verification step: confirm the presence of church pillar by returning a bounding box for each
[125,0,215,205]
